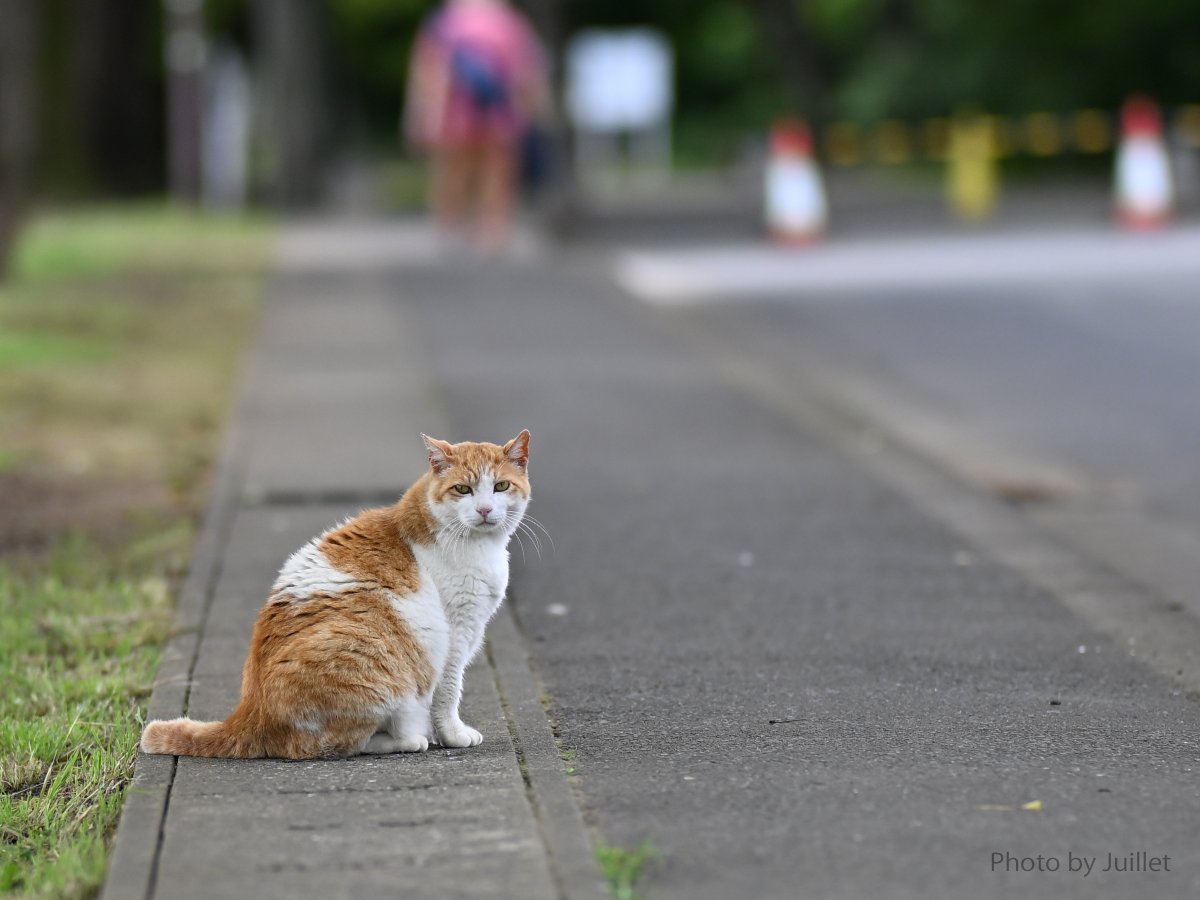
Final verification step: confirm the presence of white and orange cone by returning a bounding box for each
[765,118,827,244]
[1115,95,1174,229]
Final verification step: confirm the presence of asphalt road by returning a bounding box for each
[391,243,1200,900]
[624,226,1200,630]
[672,262,1200,532]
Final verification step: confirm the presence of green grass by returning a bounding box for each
[0,537,179,897]
[11,205,270,283]
[0,204,269,897]
[596,840,658,900]
[0,207,268,499]
[0,333,110,371]
[560,747,577,775]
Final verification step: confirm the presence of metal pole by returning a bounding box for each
[164,0,205,204]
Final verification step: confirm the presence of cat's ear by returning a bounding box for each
[502,430,530,472]
[422,434,454,474]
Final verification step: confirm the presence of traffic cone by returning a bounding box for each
[1115,95,1173,229]
[764,118,827,244]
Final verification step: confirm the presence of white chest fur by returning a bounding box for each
[413,538,509,627]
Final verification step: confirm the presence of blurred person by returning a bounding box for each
[404,0,546,252]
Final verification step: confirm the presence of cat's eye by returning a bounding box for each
[494,481,510,492]
[453,484,472,495]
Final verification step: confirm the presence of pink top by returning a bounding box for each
[406,0,544,149]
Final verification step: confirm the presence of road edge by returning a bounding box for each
[712,347,1200,693]
[489,607,612,900]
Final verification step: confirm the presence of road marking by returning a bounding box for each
[617,226,1200,304]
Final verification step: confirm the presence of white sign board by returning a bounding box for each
[566,29,673,132]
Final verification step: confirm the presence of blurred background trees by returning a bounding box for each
[0,0,39,277]
[1,0,1199,269]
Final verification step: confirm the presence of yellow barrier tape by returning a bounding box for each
[922,118,950,161]
[983,115,1015,157]
[1024,112,1062,156]
[874,119,912,164]
[824,122,862,166]
[1071,109,1112,153]
[816,104,1196,164]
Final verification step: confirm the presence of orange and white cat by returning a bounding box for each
[141,431,531,759]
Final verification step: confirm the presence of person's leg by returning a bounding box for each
[431,143,473,235]
[477,138,518,251]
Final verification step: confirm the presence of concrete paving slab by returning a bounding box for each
[156,665,556,900]
[240,270,439,499]
[102,223,607,900]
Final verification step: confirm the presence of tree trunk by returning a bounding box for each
[253,0,335,208]
[164,0,205,203]
[32,0,164,198]
[0,0,39,278]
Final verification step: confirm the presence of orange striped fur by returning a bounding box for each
[141,431,532,760]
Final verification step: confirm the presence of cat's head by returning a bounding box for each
[421,431,531,538]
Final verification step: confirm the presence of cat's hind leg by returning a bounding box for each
[363,733,422,754]
[365,695,433,753]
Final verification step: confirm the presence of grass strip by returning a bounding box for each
[0,204,269,897]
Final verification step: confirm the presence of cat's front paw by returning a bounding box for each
[436,722,483,748]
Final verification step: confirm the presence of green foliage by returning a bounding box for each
[327,0,433,147]
[802,0,1200,121]
[596,840,658,900]
[321,0,1198,164]
[559,747,577,774]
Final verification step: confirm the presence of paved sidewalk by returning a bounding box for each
[105,218,1200,900]
[102,227,605,900]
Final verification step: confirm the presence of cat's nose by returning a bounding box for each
[476,506,493,520]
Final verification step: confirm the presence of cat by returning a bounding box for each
[140,431,531,760]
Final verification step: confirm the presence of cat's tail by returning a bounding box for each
[140,711,262,759]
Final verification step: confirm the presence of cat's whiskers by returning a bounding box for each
[434,520,457,546]
[520,513,555,551]
[513,513,551,558]
[502,511,537,561]
[517,524,541,559]
[451,521,470,560]
[435,519,469,562]
[510,527,528,565]
[509,515,544,559]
